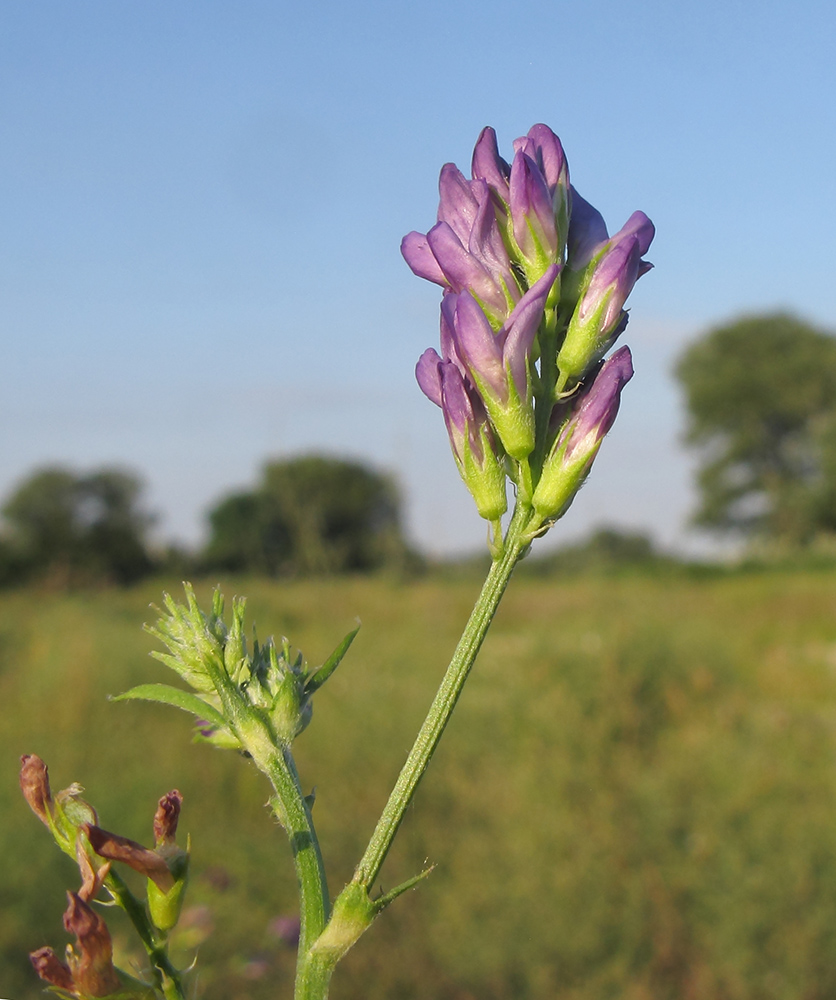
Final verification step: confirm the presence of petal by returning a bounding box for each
[452,291,506,400]
[610,210,655,256]
[415,348,444,407]
[401,231,448,286]
[565,346,634,458]
[502,264,559,391]
[471,126,510,202]
[567,187,609,269]
[437,163,480,244]
[427,222,507,317]
[510,151,557,260]
[522,124,568,195]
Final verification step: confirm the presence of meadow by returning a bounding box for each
[2,567,836,1000]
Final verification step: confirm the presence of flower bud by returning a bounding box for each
[556,234,641,385]
[532,347,634,522]
[153,790,183,847]
[508,125,570,284]
[449,266,558,460]
[416,348,507,521]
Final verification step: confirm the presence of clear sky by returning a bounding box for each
[2,0,835,556]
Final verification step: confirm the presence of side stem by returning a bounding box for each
[255,741,331,963]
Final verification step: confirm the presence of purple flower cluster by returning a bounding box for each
[403,125,654,537]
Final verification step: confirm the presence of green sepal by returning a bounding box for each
[461,422,507,522]
[305,625,360,695]
[147,865,189,933]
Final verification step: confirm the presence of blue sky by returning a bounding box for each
[2,0,835,556]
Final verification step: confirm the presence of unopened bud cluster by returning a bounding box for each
[403,124,654,546]
[140,585,358,753]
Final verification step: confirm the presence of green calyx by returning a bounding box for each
[460,424,507,523]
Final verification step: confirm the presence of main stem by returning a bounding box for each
[353,502,529,889]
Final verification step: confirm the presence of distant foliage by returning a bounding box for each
[676,313,836,545]
[522,526,665,576]
[0,466,155,586]
[203,454,412,576]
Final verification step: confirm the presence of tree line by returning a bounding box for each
[4,312,836,587]
[0,455,414,587]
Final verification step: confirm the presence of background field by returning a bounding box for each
[3,568,836,1000]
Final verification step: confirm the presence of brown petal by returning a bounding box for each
[63,892,122,997]
[19,754,53,825]
[153,789,183,846]
[29,946,75,992]
[86,824,174,893]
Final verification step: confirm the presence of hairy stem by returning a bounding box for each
[250,737,330,986]
[353,501,529,889]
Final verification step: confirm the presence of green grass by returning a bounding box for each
[3,570,836,1000]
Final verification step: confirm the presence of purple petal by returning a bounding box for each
[610,211,655,256]
[401,231,447,286]
[437,163,480,244]
[469,179,517,285]
[439,293,470,375]
[501,264,559,391]
[471,126,510,202]
[520,124,568,195]
[415,348,444,407]
[452,291,507,400]
[580,235,641,330]
[566,187,608,270]
[439,361,492,469]
[509,152,557,261]
[426,222,508,318]
[565,346,634,459]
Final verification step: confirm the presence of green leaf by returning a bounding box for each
[305,623,360,694]
[110,684,228,730]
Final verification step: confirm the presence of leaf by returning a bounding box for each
[305,623,360,694]
[110,684,228,730]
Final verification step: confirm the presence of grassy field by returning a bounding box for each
[3,568,836,1000]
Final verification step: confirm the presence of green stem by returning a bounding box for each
[210,673,331,976]
[104,870,186,1000]
[253,739,330,978]
[353,501,529,890]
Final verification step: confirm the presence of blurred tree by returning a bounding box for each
[676,313,836,544]
[1,466,155,585]
[204,454,412,575]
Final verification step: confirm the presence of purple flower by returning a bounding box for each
[514,125,569,198]
[532,347,634,520]
[446,265,559,459]
[557,211,654,385]
[401,167,520,326]
[561,347,634,460]
[565,187,609,273]
[416,349,507,521]
[508,126,570,280]
[471,126,511,205]
[509,151,558,275]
